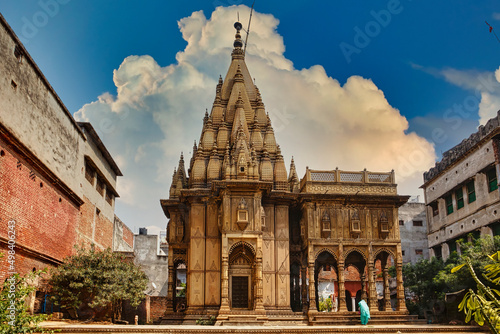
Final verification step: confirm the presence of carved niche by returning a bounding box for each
[236,198,249,231]
[379,211,389,237]
[321,210,331,239]
[350,209,361,235]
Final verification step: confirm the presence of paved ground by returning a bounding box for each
[40,321,489,334]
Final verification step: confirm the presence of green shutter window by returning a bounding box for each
[487,168,498,192]
[445,194,453,215]
[466,180,476,203]
[455,188,464,209]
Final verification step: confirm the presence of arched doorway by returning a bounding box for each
[290,262,302,312]
[344,250,367,312]
[314,251,338,312]
[174,261,187,312]
[228,242,255,310]
[374,250,395,311]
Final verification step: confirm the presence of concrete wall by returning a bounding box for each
[0,14,131,279]
[113,216,134,252]
[398,202,429,264]
[424,130,500,260]
[134,234,169,296]
[0,16,85,196]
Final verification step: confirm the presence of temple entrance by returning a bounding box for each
[228,242,255,310]
[314,251,338,312]
[232,276,249,308]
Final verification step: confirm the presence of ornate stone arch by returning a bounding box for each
[342,247,367,262]
[173,257,186,267]
[229,241,256,257]
[314,247,338,261]
[373,247,396,260]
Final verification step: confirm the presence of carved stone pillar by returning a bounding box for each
[361,273,367,300]
[307,261,317,311]
[367,261,377,310]
[338,261,347,312]
[396,263,407,312]
[301,265,308,312]
[219,236,230,313]
[254,238,265,312]
[383,267,391,311]
[166,263,175,312]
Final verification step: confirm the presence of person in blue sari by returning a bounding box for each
[358,299,370,325]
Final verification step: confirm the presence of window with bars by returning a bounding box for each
[96,177,105,196]
[487,168,498,193]
[415,249,423,255]
[445,194,453,215]
[455,188,464,210]
[85,161,95,185]
[413,220,423,227]
[399,220,404,226]
[430,202,439,217]
[105,190,114,205]
[466,180,476,203]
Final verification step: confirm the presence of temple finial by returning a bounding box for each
[233,21,243,48]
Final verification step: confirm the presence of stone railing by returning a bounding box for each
[300,168,397,195]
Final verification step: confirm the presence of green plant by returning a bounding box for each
[0,269,52,334]
[176,282,186,297]
[318,296,333,312]
[452,251,500,334]
[49,246,148,321]
[196,315,216,325]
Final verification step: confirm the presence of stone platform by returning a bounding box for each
[41,321,489,334]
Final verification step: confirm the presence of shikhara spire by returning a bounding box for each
[169,21,290,198]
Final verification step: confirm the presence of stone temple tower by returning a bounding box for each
[161,20,410,326]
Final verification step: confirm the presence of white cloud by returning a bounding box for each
[75,5,436,231]
[411,64,500,126]
[493,13,500,21]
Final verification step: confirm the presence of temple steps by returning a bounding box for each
[41,323,489,334]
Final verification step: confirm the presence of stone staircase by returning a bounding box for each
[42,322,489,334]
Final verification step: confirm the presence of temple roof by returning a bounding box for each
[169,21,292,197]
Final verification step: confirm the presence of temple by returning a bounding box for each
[160,21,410,325]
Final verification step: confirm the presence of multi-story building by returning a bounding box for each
[0,13,133,283]
[422,112,500,261]
[398,200,429,264]
[160,21,410,325]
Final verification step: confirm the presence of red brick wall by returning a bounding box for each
[150,296,168,323]
[94,208,113,249]
[122,223,134,249]
[0,140,79,280]
[77,199,114,250]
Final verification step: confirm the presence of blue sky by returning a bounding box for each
[1,1,499,234]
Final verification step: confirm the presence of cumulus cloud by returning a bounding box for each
[75,5,436,231]
[411,64,500,126]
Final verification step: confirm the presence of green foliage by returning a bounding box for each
[49,246,148,320]
[0,270,52,334]
[453,250,500,334]
[402,235,500,320]
[434,235,500,296]
[176,282,186,297]
[401,256,446,317]
[318,296,333,312]
[196,315,216,325]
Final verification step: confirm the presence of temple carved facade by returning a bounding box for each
[160,22,409,325]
